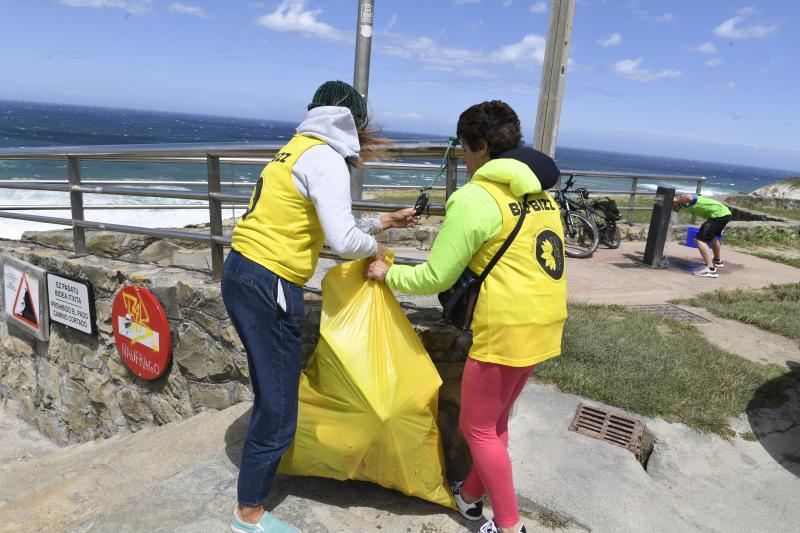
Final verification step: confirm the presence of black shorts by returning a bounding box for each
[697,215,731,242]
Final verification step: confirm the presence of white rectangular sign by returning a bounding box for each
[47,273,96,335]
[1,255,49,341]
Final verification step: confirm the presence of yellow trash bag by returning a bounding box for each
[279,256,455,509]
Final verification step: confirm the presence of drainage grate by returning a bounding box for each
[569,404,647,463]
[628,304,710,324]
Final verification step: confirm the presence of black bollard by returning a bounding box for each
[643,187,676,267]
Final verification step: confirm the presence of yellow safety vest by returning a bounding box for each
[232,134,327,285]
[467,178,567,367]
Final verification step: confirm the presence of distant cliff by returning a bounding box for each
[751,176,800,199]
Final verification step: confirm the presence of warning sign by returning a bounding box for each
[47,273,96,335]
[112,285,172,380]
[2,255,49,341]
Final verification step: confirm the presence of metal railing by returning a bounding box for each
[0,142,704,280]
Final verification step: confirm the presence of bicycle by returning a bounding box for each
[553,176,599,258]
[588,196,622,249]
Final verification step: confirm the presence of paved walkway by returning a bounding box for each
[564,241,800,305]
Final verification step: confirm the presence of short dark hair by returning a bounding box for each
[456,100,522,158]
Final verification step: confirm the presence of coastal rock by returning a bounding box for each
[5,358,37,391]
[21,229,74,250]
[86,232,123,255]
[117,386,153,423]
[751,177,800,200]
[189,383,232,411]
[139,240,180,265]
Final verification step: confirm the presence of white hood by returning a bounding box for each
[296,106,360,159]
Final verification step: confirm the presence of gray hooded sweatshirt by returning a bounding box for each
[292,106,380,259]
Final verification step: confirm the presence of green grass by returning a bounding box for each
[723,226,800,248]
[534,303,787,436]
[727,198,800,221]
[746,252,800,269]
[740,431,758,442]
[536,510,569,530]
[674,283,800,341]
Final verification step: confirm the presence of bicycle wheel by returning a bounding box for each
[601,224,621,249]
[563,212,599,258]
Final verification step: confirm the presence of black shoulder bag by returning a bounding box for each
[437,194,529,330]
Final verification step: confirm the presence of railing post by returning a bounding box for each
[691,178,703,225]
[627,176,638,225]
[207,155,224,281]
[445,149,458,200]
[67,155,87,255]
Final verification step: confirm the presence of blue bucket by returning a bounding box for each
[685,226,722,248]
[685,227,699,248]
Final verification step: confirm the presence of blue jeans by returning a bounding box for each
[221,250,305,507]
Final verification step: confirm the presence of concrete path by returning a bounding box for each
[677,304,800,369]
[562,241,800,305]
[2,383,798,533]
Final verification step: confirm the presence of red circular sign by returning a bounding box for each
[112,285,172,380]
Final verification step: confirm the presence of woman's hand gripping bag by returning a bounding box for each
[278,255,455,509]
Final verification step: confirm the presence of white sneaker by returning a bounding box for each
[713,259,724,268]
[479,520,527,533]
[693,267,718,278]
[450,481,484,521]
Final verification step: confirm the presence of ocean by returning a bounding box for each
[1,99,797,239]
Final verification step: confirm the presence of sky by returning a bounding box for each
[1,0,798,170]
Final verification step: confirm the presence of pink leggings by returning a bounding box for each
[459,357,535,528]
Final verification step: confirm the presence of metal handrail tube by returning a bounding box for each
[72,185,210,201]
[351,199,446,216]
[0,204,222,210]
[0,211,75,227]
[210,192,250,203]
[0,140,455,160]
[0,183,71,192]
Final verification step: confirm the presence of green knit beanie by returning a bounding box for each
[307,80,368,129]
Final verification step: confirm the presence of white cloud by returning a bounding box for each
[169,2,209,19]
[503,0,513,6]
[654,12,674,23]
[453,0,480,4]
[597,33,622,47]
[713,7,778,40]
[256,0,350,42]
[382,111,423,120]
[58,0,152,13]
[726,80,737,90]
[611,58,682,82]
[530,1,547,14]
[385,13,397,31]
[688,42,718,54]
[380,32,547,74]
[488,34,547,65]
[705,57,723,68]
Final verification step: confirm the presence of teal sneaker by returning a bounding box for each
[231,508,300,533]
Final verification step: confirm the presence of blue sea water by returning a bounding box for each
[2,99,797,194]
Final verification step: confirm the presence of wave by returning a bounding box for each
[638,183,733,197]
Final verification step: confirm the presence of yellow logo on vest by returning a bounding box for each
[535,229,565,281]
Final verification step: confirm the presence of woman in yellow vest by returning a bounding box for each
[225,80,417,533]
[366,101,567,533]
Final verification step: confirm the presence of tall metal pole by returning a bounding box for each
[351,0,374,203]
[533,0,575,158]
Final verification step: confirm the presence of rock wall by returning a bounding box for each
[0,235,472,476]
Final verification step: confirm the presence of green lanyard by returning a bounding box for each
[421,136,459,192]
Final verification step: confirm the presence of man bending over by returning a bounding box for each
[673,194,732,278]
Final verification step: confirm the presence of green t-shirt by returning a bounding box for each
[683,195,731,219]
